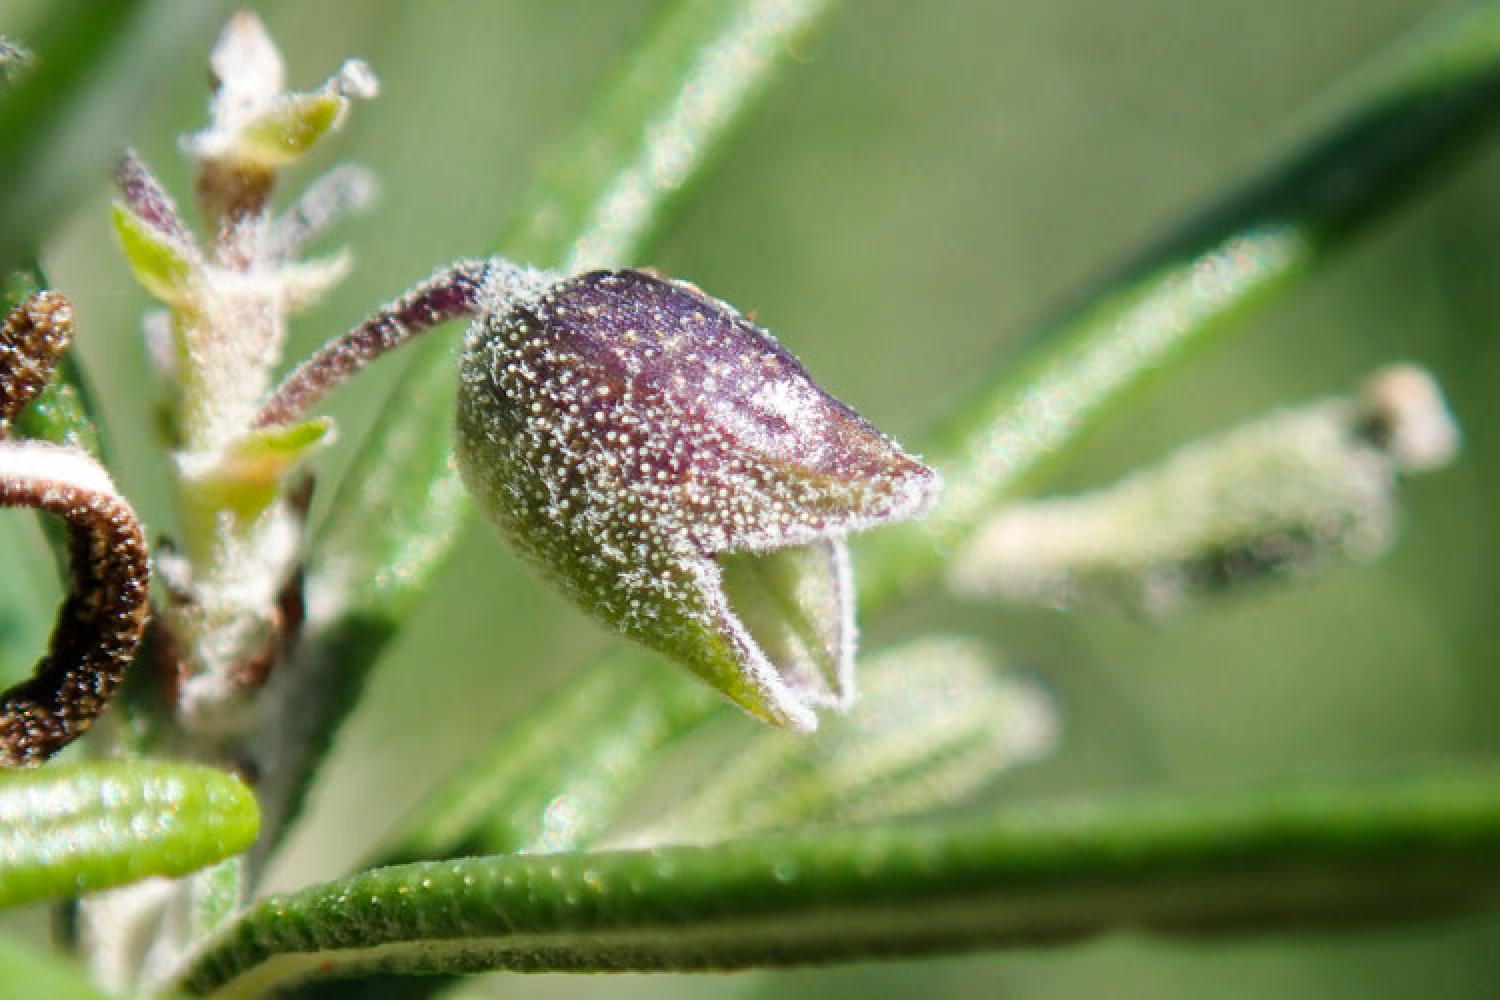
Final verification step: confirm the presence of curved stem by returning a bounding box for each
[254,261,493,429]
[0,443,149,765]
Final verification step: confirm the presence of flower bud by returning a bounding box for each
[456,269,940,731]
[949,365,1460,614]
[184,12,377,172]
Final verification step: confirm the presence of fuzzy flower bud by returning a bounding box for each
[457,269,940,731]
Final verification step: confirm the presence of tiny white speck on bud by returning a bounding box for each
[329,59,379,101]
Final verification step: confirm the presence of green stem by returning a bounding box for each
[179,768,1500,998]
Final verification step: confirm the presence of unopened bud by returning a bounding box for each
[457,268,940,731]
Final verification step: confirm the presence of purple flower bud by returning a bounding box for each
[456,269,939,730]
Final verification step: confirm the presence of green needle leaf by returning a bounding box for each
[857,0,1500,606]
[178,768,1500,997]
[0,761,259,909]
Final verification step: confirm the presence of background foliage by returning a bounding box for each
[2,1,1497,997]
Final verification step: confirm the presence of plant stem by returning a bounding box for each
[178,767,1500,998]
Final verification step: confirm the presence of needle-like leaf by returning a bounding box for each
[178,768,1500,999]
[0,761,258,908]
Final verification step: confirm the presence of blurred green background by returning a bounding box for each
[7,1,1500,996]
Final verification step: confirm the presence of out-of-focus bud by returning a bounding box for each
[457,269,940,731]
[184,11,377,173]
[607,636,1057,846]
[950,364,1460,614]
[1354,363,1459,473]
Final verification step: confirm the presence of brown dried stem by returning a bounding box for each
[0,290,73,431]
[0,449,149,765]
[0,291,149,765]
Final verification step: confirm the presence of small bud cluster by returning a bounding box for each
[950,365,1460,614]
[109,13,377,729]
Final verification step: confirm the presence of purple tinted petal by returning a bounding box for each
[499,269,938,554]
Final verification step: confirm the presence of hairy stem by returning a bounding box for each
[180,768,1500,998]
[254,261,491,429]
[0,444,149,765]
